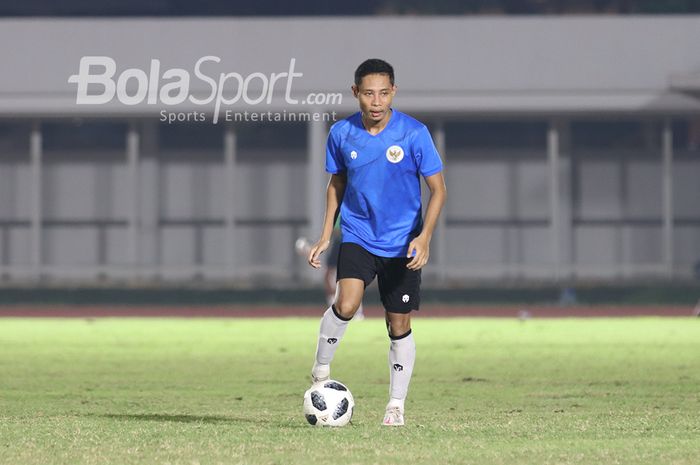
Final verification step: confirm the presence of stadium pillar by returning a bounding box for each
[559,122,574,280]
[29,121,43,281]
[305,112,326,283]
[224,126,237,278]
[126,122,140,280]
[548,121,561,280]
[661,119,674,278]
[138,121,160,279]
[433,121,447,284]
[548,120,573,281]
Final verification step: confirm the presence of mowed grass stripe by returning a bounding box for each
[1,317,698,465]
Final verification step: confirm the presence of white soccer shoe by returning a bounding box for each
[382,405,405,426]
[311,363,330,384]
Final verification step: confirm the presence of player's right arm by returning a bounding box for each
[308,173,347,268]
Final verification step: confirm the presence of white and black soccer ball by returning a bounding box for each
[303,380,354,427]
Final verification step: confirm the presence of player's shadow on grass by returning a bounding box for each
[94,413,267,425]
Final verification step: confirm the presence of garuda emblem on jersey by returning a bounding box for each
[386,145,404,163]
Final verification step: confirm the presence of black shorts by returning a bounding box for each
[336,242,421,314]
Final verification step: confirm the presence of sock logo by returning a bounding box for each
[327,338,338,344]
[393,363,404,372]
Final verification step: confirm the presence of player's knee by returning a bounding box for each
[334,299,361,319]
[387,318,411,338]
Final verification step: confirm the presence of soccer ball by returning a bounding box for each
[303,380,355,427]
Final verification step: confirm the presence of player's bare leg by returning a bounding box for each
[327,277,365,320]
[383,311,414,426]
[334,278,364,319]
[311,278,365,383]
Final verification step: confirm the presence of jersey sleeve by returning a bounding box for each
[325,127,345,174]
[412,125,443,177]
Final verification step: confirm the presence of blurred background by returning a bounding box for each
[0,1,699,305]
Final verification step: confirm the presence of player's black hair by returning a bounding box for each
[354,59,395,87]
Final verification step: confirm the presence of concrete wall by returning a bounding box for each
[0,16,699,283]
[1,117,698,283]
[1,17,700,115]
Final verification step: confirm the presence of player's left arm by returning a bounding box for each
[407,171,447,271]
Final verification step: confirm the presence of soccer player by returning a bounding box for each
[306,58,446,426]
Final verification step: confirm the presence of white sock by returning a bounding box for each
[388,330,415,404]
[314,305,350,366]
[387,397,405,411]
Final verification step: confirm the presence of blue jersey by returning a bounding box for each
[325,109,443,257]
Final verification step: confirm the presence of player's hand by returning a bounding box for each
[406,235,430,270]
[307,239,331,269]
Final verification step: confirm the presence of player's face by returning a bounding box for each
[352,74,396,124]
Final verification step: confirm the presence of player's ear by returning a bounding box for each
[351,85,359,98]
[391,84,397,95]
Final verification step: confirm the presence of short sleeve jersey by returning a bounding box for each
[325,109,443,257]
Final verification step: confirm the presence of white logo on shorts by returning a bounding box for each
[386,145,404,163]
[350,150,357,160]
[402,294,410,303]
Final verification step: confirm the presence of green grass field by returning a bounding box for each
[1,316,699,465]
